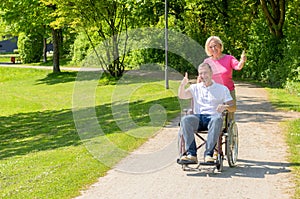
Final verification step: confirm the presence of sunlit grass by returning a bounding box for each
[266,86,300,199]
[0,67,183,198]
[267,88,300,112]
[283,119,300,199]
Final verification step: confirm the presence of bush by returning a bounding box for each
[285,81,300,97]
[240,3,300,88]
[18,33,43,63]
[71,32,91,65]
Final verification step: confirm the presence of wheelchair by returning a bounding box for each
[177,109,238,172]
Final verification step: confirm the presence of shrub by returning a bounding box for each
[18,33,43,63]
[71,33,91,65]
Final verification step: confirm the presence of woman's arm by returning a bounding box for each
[236,50,247,70]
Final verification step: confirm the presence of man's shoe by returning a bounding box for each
[204,155,215,163]
[180,154,198,164]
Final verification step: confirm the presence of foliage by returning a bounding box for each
[127,0,165,28]
[0,0,47,34]
[260,0,285,39]
[70,32,91,65]
[1,0,300,86]
[97,72,120,85]
[282,0,300,84]
[0,0,76,70]
[240,0,299,87]
[49,0,136,77]
[285,82,300,97]
[17,33,43,63]
[245,34,286,86]
[125,0,255,76]
[0,0,299,84]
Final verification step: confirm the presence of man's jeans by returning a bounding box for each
[179,114,223,157]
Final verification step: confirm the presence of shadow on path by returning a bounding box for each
[187,159,298,179]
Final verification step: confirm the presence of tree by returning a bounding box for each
[40,1,62,73]
[0,0,63,72]
[260,0,286,39]
[0,0,47,61]
[49,0,135,77]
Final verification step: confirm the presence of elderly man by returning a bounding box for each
[178,63,235,163]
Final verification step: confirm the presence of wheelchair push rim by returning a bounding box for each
[226,121,238,167]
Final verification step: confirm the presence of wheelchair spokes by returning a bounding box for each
[226,121,238,167]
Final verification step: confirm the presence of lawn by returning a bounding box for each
[267,86,300,112]
[285,119,300,199]
[0,54,18,63]
[0,67,185,198]
[266,84,300,199]
[0,53,74,66]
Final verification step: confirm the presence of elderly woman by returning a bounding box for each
[203,36,246,119]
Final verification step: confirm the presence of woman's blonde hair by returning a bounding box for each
[205,36,224,56]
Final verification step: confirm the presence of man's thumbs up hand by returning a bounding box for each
[181,72,189,86]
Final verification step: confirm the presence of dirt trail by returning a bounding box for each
[74,82,299,199]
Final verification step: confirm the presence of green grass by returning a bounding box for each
[285,119,300,198]
[30,57,76,67]
[267,87,300,112]
[0,53,75,67]
[266,85,300,199]
[0,67,183,198]
[0,54,19,63]
[0,57,10,62]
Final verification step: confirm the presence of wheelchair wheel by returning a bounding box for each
[216,154,223,172]
[177,134,186,158]
[226,121,238,167]
[177,133,188,168]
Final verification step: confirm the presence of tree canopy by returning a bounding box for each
[0,0,298,86]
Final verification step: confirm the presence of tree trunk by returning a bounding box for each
[52,28,60,73]
[260,0,285,39]
[43,38,47,63]
[58,29,63,58]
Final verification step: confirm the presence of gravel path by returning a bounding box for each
[74,82,300,199]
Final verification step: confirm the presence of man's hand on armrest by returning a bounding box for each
[217,100,236,113]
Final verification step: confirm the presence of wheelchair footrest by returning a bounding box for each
[199,161,217,166]
[177,159,198,165]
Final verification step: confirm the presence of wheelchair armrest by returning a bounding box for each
[222,110,229,117]
[183,108,193,115]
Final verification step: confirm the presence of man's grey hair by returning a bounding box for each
[198,62,212,72]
